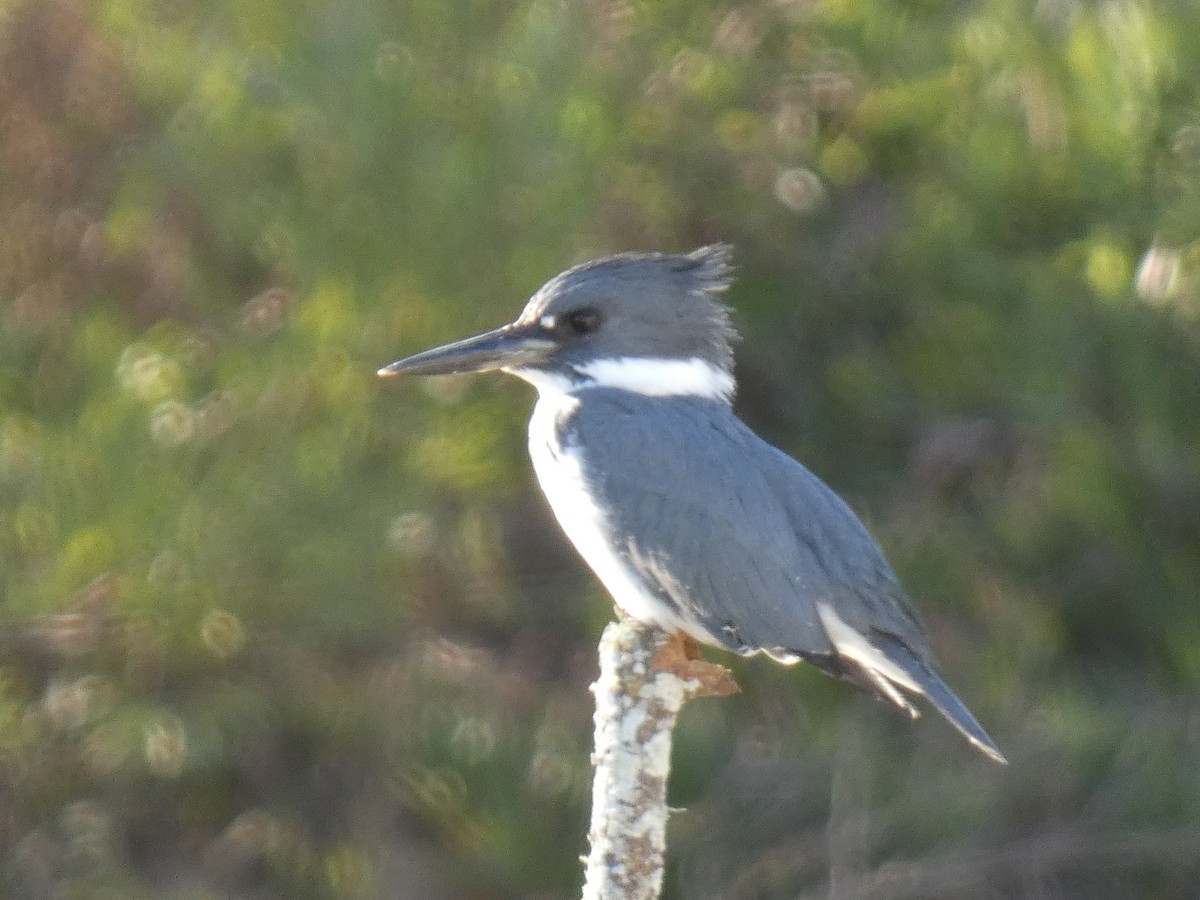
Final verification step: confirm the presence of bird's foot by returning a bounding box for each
[651,630,739,697]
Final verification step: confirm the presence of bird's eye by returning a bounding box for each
[564,308,601,335]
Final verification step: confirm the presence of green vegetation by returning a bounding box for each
[2,0,1199,896]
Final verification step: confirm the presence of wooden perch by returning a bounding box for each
[581,617,738,900]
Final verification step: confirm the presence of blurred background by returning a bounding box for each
[2,0,1200,897]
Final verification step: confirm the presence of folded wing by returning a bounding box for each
[569,390,1004,762]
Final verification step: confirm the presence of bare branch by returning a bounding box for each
[582,617,737,900]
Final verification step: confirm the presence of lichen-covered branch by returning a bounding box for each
[581,617,737,900]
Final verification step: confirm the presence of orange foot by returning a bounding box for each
[651,631,739,697]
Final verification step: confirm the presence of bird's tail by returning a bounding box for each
[874,633,1007,765]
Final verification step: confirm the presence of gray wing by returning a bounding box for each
[569,391,916,658]
[569,391,1004,763]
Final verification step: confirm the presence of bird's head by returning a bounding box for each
[378,245,738,401]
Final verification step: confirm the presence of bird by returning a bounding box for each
[378,245,1005,764]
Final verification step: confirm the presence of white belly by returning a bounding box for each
[526,392,694,636]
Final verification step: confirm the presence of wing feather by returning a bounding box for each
[568,392,857,656]
[562,390,1003,762]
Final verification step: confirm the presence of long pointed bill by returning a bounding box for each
[377,322,556,378]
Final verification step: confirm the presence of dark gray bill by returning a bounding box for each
[377,322,556,378]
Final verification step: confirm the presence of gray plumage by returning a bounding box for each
[379,244,1005,764]
[515,247,737,377]
[540,388,1002,761]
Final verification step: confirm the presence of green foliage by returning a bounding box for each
[2,0,1200,896]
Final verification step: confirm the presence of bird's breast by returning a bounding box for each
[526,392,695,637]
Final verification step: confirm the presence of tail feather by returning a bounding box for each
[875,634,1007,765]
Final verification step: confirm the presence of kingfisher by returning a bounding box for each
[379,245,1005,763]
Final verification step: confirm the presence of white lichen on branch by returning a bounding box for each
[581,616,737,900]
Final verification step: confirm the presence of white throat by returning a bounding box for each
[509,356,734,401]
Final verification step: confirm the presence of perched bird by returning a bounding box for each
[379,245,1005,763]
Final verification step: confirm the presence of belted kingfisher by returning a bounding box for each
[379,245,1005,764]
